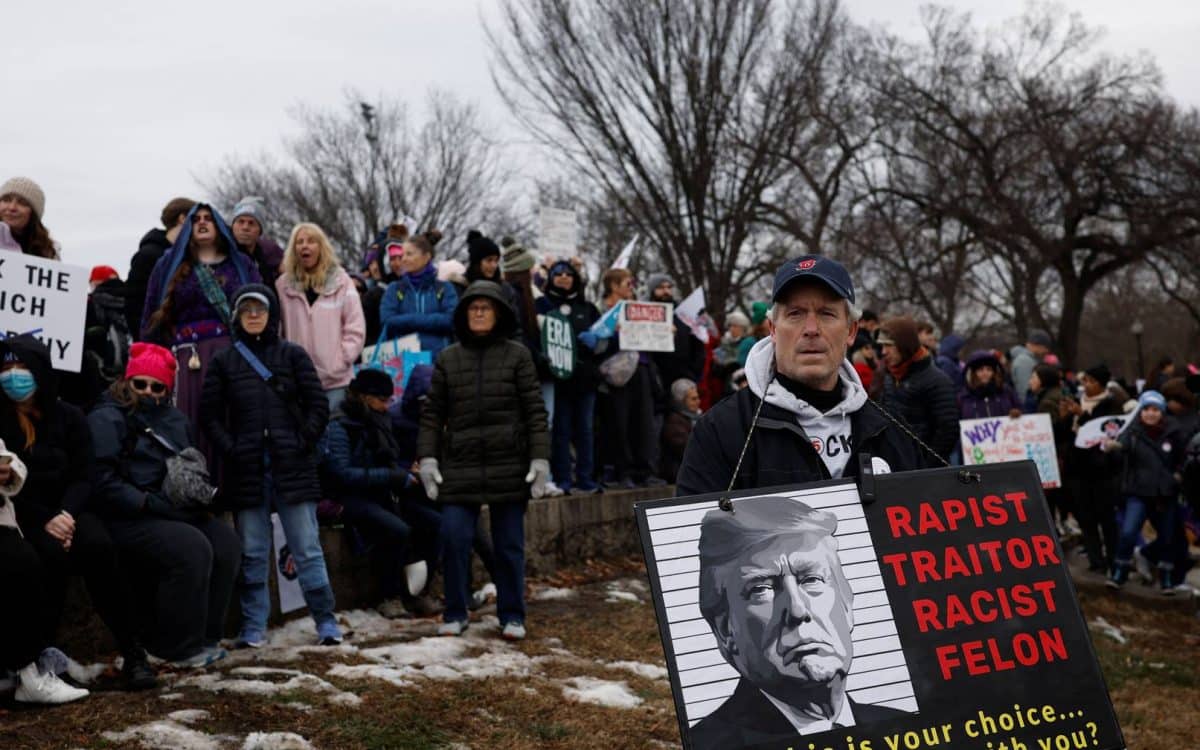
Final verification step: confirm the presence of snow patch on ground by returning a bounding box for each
[604,580,645,603]
[562,676,643,709]
[102,720,231,750]
[1090,617,1128,645]
[158,692,185,701]
[166,709,211,725]
[176,669,362,707]
[605,590,640,603]
[327,663,417,688]
[241,731,315,749]
[607,660,668,680]
[533,587,577,601]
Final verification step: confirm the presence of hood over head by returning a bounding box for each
[453,280,517,342]
[230,283,281,343]
[543,260,583,301]
[965,349,1002,372]
[939,333,966,359]
[151,203,254,310]
[743,336,868,421]
[0,334,57,408]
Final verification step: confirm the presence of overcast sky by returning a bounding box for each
[4,0,1200,273]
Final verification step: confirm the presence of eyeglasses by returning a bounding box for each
[239,303,269,316]
[131,378,167,395]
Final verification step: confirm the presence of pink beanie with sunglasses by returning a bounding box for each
[125,342,177,390]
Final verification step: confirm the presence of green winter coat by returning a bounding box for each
[417,281,550,505]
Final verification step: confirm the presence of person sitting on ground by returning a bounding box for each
[0,335,157,690]
[1104,390,1188,593]
[418,281,550,639]
[661,379,702,483]
[0,176,59,258]
[379,235,458,358]
[275,222,366,410]
[320,368,441,618]
[0,439,90,704]
[89,342,239,667]
[201,285,340,646]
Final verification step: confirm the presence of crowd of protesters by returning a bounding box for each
[0,175,1198,707]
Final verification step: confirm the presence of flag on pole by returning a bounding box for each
[589,301,624,340]
[675,287,709,343]
[611,235,639,270]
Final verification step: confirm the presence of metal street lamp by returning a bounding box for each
[1130,320,1145,385]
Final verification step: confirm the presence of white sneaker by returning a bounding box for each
[501,621,527,641]
[543,481,565,498]
[471,582,497,609]
[437,620,469,637]
[404,560,428,597]
[14,663,89,705]
[1132,547,1154,585]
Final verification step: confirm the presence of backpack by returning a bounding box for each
[85,289,132,383]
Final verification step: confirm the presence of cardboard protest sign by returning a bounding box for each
[619,301,674,352]
[1074,414,1130,449]
[636,463,1124,750]
[0,253,88,372]
[539,206,578,257]
[541,309,575,380]
[960,414,1061,488]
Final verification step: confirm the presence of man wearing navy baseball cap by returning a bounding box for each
[676,256,921,495]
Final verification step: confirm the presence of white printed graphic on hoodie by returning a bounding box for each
[744,336,869,479]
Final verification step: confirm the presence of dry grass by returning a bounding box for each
[1,557,1196,749]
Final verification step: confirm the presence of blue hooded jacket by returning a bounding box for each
[378,269,458,356]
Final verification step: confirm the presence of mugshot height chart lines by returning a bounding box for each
[642,482,917,726]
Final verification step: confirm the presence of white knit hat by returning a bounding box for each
[0,177,45,218]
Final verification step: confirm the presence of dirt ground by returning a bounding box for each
[1,555,1197,750]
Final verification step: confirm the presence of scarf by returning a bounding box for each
[404,262,437,289]
[888,346,930,382]
[1079,390,1107,416]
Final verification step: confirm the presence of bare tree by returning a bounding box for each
[861,5,1200,366]
[203,90,507,266]
[488,0,847,324]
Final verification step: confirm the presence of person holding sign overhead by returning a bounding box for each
[140,204,261,465]
[677,256,921,496]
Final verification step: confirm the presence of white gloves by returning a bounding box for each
[526,458,550,499]
[419,458,443,500]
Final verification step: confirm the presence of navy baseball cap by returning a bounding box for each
[771,255,855,304]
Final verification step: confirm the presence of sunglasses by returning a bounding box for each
[131,378,168,395]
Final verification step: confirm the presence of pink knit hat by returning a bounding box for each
[125,342,177,389]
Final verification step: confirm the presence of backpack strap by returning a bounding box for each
[233,341,309,435]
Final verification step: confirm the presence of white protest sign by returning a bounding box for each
[620,301,675,352]
[360,332,420,365]
[960,413,1061,488]
[611,235,638,270]
[272,513,307,614]
[538,206,578,257]
[674,287,708,343]
[0,253,88,372]
[1074,413,1132,449]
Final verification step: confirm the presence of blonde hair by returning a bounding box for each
[283,223,339,291]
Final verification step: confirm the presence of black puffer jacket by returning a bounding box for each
[1116,417,1187,498]
[677,385,923,496]
[88,393,195,518]
[126,228,172,339]
[879,356,959,460]
[200,284,329,509]
[417,281,549,505]
[0,336,93,530]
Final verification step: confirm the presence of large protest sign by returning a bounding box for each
[636,462,1123,750]
[619,301,674,352]
[541,309,575,380]
[960,414,1061,488]
[538,206,578,257]
[0,253,88,372]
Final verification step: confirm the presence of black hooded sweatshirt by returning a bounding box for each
[0,335,93,531]
[535,261,601,396]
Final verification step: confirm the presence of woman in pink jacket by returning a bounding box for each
[275,223,367,409]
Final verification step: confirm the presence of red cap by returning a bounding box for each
[125,342,177,390]
[90,265,120,284]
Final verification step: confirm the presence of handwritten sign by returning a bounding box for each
[538,206,578,257]
[960,414,1061,488]
[0,254,88,372]
[620,301,674,352]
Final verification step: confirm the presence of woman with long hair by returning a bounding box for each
[276,223,366,410]
[89,343,239,667]
[0,177,59,259]
[139,204,260,463]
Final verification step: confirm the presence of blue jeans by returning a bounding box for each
[236,466,335,633]
[541,382,555,425]
[551,389,597,491]
[1114,495,1179,571]
[441,502,525,625]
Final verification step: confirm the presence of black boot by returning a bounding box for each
[121,648,158,691]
